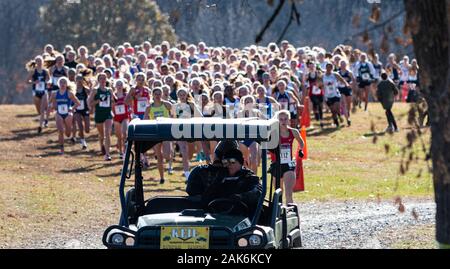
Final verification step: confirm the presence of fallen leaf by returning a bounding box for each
[398,203,405,213]
[412,208,419,220]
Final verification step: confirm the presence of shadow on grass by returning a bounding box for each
[2,127,57,142]
[363,131,388,137]
[143,186,187,193]
[15,113,38,118]
[307,126,341,137]
[59,160,122,174]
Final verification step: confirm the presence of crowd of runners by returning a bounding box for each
[25,40,421,185]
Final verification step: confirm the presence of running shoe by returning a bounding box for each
[347,119,351,127]
[101,145,106,155]
[168,167,173,175]
[159,178,165,184]
[71,137,76,144]
[81,139,88,150]
[104,155,112,161]
[38,127,42,134]
[44,120,48,128]
[119,153,123,160]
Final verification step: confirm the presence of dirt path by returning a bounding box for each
[9,199,434,249]
[299,199,435,249]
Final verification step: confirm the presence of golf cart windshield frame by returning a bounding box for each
[118,118,281,227]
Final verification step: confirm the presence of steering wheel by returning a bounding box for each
[207,198,249,215]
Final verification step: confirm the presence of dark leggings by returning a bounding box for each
[386,109,398,129]
[311,96,323,121]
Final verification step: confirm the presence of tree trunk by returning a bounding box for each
[403,0,450,248]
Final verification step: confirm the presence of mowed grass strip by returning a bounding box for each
[0,103,432,247]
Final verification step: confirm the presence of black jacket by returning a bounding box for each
[201,167,262,213]
[186,164,227,196]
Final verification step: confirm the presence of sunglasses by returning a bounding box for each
[222,158,238,166]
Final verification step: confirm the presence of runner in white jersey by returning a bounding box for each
[356,53,376,111]
[322,63,350,128]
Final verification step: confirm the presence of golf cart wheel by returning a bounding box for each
[126,188,136,221]
[292,233,302,248]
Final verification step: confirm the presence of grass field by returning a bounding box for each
[0,103,433,247]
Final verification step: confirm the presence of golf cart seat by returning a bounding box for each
[144,196,203,215]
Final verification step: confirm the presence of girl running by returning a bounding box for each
[88,73,115,161]
[256,85,279,119]
[306,61,325,128]
[49,77,80,154]
[337,60,356,126]
[322,63,350,128]
[356,54,375,111]
[172,88,203,181]
[73,74,90,149]
[273,80,300,128]
[112,79,130,159]
[27,56,50,133]
[270,110,304,204]
[125,73,151,120]
[144,87,174,183]
[237,95,267,173]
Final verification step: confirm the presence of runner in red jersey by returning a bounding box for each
[125,72,151,119]
[113,79,130,159]
[270,110,304,204]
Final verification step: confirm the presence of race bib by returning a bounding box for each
[115,104,126,115]
[280,145,292,164]
[52,77,60,86]
[137,99,148,113]
[227,104,236,118]
[99,95,110,108]
[326,85,335,96]
[58,104,68,115]
[289,103,296,113]
[36,82,45,92]
[362,73,371,81]
[153,111,164,118]
[280,101,289,110]
[77,100,85,110]
[312,86,321,95]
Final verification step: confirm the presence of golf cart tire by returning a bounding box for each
[292,230,302,248]
[126,187,136,222]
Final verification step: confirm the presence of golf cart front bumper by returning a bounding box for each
[103,225,276,249]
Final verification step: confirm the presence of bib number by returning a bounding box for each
[280,101,289,110]
[115,104,126,115]
[36,82,45,92]
[137,99,147,113]
[58,104,68,115]
[52,77,60,86]
[312,86,321,95]
[289,103,296,113]
[326,86,335,96]
[99,95,110,108]
[280,145,292,164]
[77,100,85,110]
[362,73,370,81]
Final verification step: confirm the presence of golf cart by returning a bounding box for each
[102,117,302,249]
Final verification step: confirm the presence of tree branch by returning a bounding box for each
[276,3,296,44]
[343,10,405,43]
[255,0,286,44]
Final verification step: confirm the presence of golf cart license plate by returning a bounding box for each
[160,226,209,249]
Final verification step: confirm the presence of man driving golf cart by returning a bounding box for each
[103,117,302,249]
[186,140,240,197]
[199,149,262,216]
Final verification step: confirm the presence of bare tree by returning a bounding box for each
[403,0,450,248]
[0,1,42,104]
